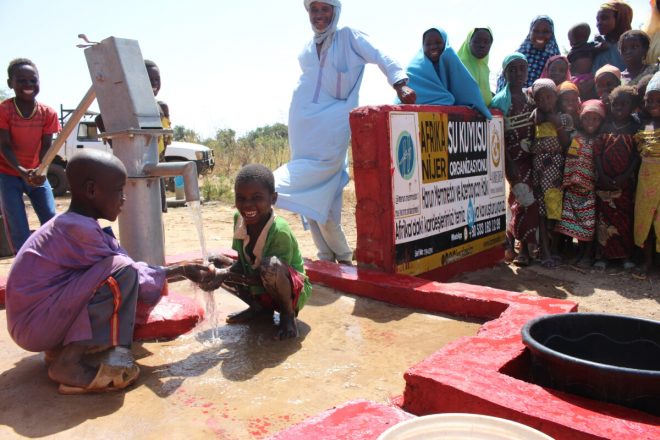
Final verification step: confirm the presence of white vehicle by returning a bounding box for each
[48,108,215,196]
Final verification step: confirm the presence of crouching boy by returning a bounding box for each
[5,150,212,394]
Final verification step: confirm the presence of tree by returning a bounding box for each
[172,125,201,143]
[207,128,237,151]
[0,88,11,100]
[242,123,288,143]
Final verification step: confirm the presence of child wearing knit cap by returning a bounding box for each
[595,64,622,106]
[556,100,606,268]
[530,78,572,267]
[558,81,581,131]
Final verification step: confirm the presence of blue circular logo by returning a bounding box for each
[467,198,476,229]
[396,131,415,180]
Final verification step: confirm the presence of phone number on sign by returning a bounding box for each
[470,217,501,239]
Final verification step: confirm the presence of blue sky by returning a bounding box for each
[0,0,650,137]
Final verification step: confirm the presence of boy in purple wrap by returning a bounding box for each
[5,149,212,394]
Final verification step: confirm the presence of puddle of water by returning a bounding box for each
[140,283,484,438]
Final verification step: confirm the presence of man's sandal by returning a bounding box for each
[58,363,140,395]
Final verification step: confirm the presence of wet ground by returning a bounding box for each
[0,281,482,439]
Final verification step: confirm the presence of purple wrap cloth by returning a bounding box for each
[6,212,166,351]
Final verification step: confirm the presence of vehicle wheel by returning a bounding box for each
[47,163,69,197]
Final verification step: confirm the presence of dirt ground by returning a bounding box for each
[2,192,658,322]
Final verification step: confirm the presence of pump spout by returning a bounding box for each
[143,161,200,202]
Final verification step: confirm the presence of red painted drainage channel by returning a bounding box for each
[266,260,660,440]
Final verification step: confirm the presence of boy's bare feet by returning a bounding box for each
[274,313,299,340]
[225,306,273,324]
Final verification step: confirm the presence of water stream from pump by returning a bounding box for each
[187,200,220,339]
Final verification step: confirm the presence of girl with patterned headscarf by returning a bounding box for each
[274,1,415,264]
[491,53,538,266]
[496,16,560,92]
[592,0,634,72]
[540,55,571,86]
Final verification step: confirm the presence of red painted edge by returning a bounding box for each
[133,290,205,341]
[266,400,414,440]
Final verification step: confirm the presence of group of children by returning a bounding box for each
[499,47,659,279]
[488,4,659,277]
[1,57,311,394]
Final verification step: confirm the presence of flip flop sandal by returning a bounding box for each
[631,268,648,280]
[58,363,140,395]
[513,254,530,267]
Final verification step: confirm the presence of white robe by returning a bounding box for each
[274,27,406,224]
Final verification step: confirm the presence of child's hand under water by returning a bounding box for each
[179,263,215,283]
[207,253,234,268]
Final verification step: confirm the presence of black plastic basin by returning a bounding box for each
[522,313,660,415]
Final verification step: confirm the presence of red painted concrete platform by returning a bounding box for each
[350,105,506,280]
[133,291,204,341]
[293,261,660,440]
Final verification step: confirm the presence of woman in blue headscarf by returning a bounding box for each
[402,27,491,118]
[274,0,416,264]
[496,16,560,92]
[491,53,539,266]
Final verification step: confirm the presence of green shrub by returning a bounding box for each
[200,175,233,202]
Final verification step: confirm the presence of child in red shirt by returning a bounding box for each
[0,58,59,253]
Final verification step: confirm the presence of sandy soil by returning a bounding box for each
[2,193,657,322]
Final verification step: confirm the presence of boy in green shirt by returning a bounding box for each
[201,164,311,340]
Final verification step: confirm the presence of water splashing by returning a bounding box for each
[187,200,220,340]
[187,201,208,263]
